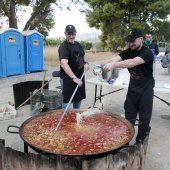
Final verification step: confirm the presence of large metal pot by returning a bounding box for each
[93,66,119,82]
[7,109,134,156]
[102,68,119,81]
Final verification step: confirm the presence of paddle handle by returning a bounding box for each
[55,71,85,131]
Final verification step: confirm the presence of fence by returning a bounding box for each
[0,135,149,170]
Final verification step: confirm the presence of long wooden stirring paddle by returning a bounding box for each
[55,71,85,131]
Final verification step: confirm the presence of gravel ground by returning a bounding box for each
[0,60,170,170]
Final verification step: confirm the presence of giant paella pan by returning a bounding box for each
[7,109,135,156]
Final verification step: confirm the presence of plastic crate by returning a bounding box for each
[30,89,62,110]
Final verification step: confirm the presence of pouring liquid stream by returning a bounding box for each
[76,108,101,126]
[76,93,109,126]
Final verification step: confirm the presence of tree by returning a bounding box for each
[81,0,170,51]
[0,0,63,37]
[158,21,170,42]
[79,40,92,50]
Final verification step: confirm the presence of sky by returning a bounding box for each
[16,2,100,38]
[48,5,100,38]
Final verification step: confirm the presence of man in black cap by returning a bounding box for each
[58,25,89,109]
[101,28,155,143]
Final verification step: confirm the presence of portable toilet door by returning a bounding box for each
[0,28,25,77]
[0,29,5,78]
[22,30,44,73]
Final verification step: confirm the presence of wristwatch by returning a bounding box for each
[85,61,89,65]
[72,76,77,80]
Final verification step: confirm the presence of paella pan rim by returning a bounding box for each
[19,109,135,156]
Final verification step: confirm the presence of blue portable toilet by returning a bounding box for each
[22,30,44,73]
[0,28,25,78]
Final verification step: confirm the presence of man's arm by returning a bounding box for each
[103,56,145,71]
[100,55,122,66]
[84,55,89,72]
[60,59,83,86]
[60,59,76,78]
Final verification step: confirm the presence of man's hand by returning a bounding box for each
[103,63,114,71]
[84,63,89,72]
[73,78,83,86]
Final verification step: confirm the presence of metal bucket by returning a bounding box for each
[93,66,119,82]
[102,68,119,81]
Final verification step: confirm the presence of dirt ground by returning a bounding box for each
[0,59,170,170]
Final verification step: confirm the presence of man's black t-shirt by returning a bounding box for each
[58,40,86,102]
[119,46,154,93]
[59,40,85,79]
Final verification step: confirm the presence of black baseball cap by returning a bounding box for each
[124,28,143,42]
[65,25,76,32]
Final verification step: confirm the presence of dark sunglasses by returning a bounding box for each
[66,32,76,36]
